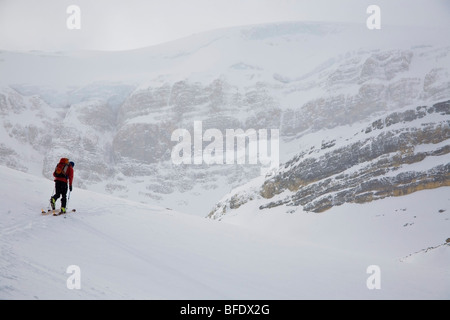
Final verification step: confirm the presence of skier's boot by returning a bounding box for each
[50,198,56,210]
[61,207,66,214]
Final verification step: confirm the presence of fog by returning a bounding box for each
[0,0,449,52]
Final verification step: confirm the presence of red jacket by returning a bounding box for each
[54,165,74,187]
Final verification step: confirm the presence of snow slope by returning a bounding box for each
[0,165,448,299]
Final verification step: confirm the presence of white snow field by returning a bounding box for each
[0,165,448,300]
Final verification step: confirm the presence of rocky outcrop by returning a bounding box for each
[209,101,450,218]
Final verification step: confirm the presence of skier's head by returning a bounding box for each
[69,161,75,168]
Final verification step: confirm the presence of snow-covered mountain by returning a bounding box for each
[0,23,450,215]
[0,21,450,217]
[1,20,449,300]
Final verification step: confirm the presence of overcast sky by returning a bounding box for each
[1,0,449,52]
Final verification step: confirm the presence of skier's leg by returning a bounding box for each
[54,181,62,201]
[51,183,59,208]
[61,183,68,209]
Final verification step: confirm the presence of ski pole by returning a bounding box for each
[67,190,71,210]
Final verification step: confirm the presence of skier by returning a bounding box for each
[50,158,75,214]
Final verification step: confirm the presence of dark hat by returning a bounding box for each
[69,161,75,167]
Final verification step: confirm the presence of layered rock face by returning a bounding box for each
[209,101,450,218]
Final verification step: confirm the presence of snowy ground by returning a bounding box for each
[0,165,449,300]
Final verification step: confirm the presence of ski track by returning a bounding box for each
[69,214,227,299]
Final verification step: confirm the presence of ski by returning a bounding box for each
[41,209,53,216]
[53,209,76,216]
[42,209,76,215]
